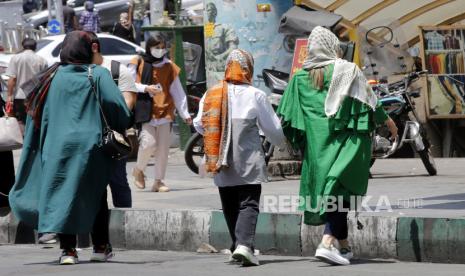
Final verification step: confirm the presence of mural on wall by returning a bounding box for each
[204,0,294,89]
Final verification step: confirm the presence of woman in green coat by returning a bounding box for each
[9,31,132,265]
[277,26,397,265]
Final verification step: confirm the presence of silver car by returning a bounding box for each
[0,33,144,100]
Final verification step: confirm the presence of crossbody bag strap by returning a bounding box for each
[87,66,110,130]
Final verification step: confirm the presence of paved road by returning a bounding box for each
[1,245,464,276]
[125,154,465,218]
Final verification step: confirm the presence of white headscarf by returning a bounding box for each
[302,26,378,117]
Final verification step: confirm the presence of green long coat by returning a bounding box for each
[9,64,132,234]
[277,65,388,225]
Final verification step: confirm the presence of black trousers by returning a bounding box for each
[0,100,15,208]
[323,200,349,240]
[12,99,27,124]
[59,191,110,250]
[218,184,261,251]
[109,158,132,208]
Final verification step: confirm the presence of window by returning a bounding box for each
[99,38,137,56]
[36,39,53,51]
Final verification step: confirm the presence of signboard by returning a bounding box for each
[290,38,308,77]
[419,25,465,119]
[47,19,61,35]
[204,0,293,89]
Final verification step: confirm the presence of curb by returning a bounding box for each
[1,210,465,264]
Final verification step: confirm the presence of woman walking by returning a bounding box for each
[129,34,191,193]
[277,26,397,265]
[194,49,285,266]
[9,31,132,265]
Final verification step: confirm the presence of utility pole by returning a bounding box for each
[47,0,65,34]
[47,0,53,22]
[150,0,165,26]
[55,0,64,34]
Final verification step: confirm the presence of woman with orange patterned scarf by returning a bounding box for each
[194,49,285,266]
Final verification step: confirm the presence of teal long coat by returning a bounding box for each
[9,64,132,234]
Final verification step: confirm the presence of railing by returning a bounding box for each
[0,20,46,54]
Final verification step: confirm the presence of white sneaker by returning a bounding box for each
[59,250,79,265]
[232,245,260,266]
[38,233,58,244]
[315,243,350,265]
[340,247,354,260]
[228,254,242,263]
[90,245,114,262]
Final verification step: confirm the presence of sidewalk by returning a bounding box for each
[2,150,465,263]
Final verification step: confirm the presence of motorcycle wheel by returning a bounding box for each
[417,148,437,176]
[184,132,204,174]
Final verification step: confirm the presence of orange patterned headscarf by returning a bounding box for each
[202,49,254,173]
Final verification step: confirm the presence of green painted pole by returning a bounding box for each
[172,28,191,150]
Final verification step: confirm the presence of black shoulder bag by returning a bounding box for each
[87,67,132,160]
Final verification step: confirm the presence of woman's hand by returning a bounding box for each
[144,85,162,96]
[385,118,398,140]
[184,117,193,125]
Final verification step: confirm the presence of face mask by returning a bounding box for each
[150,48,167,58]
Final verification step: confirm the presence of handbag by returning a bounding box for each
[88,67,132,160]
[0,107,23,152]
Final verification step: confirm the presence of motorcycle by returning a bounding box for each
[235,67,438,177]
[371,70,437,176]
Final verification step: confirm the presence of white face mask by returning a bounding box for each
[150,48,167,58]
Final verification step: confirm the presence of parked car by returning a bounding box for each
[22,0,130,32]
[0,33,144,100]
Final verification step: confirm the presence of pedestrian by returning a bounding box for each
[111,12,136,43]
[62,0,78,33]
[88,31,137,208]
[8,31,132,265]
[131,0,149,45]
[277,26,398,266]
[5,38,48,128]
[79,1,100,33]
[129,34,191,193]
[5,37,51,243]
[23,0,39,14]
[193,49,286,266]
[0,98,15,211]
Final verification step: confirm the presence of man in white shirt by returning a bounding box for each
[6,38,48,125]
[89,32,137,208]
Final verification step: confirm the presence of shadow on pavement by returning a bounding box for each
[370,174,429,179]
[422,193,465,201]
[24,260,165,266]
[309,258,397,267]
[259,258,311,265]
[350,258,397,265]
[418,201,465,210]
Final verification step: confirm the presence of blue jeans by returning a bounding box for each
[133,19,144,45]
[143,16,151,42]
[109,158,132,208]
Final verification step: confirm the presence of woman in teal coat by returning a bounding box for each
[278,27,397,265]
[9,31,132,265]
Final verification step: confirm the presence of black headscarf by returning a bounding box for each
[143,34,166,64]
[26,31,95,129]
[60,31,93,64]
